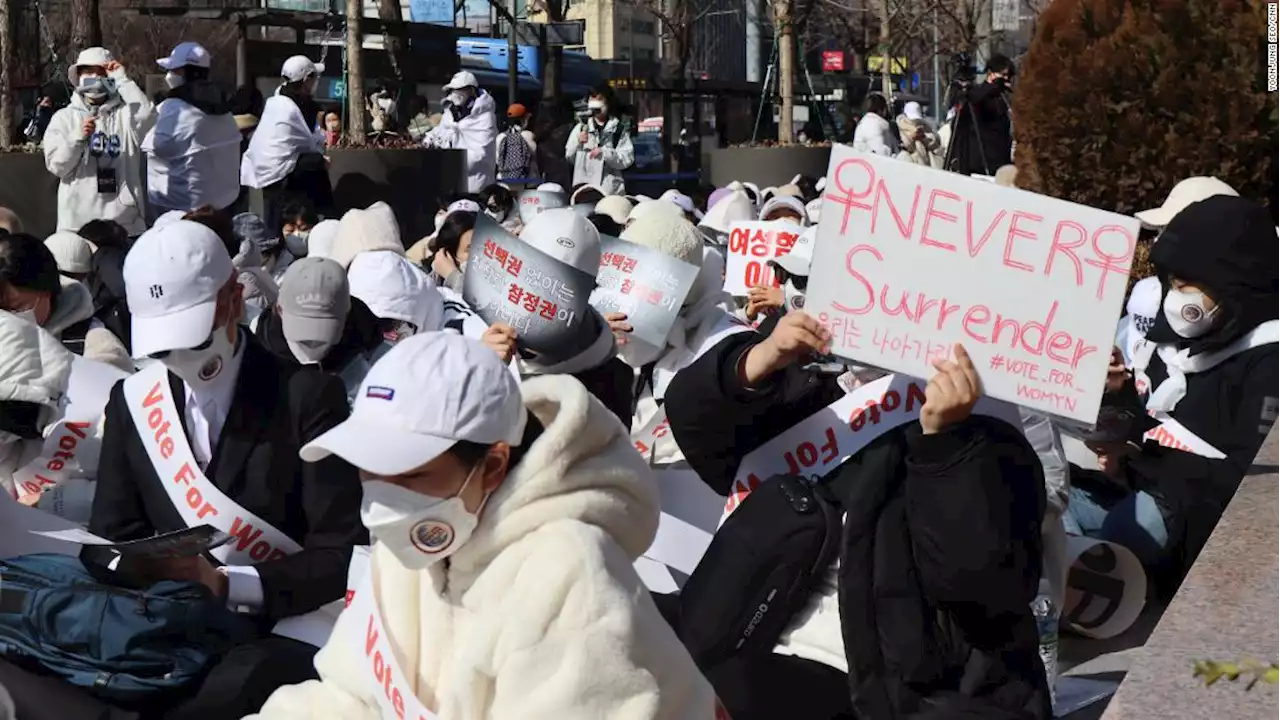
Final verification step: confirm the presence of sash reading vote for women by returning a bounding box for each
[345,565,440,720]
[121,361,358,646]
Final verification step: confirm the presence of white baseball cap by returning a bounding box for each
[347,251,443,332]
[770,226,817,277]
[759,195,808,224]
[123,220,234,357]
[44,231,93,275]
[281,55,324,82]
[1135,176,1239,230]
[300,332,527,475]
[157,42,211,70]
[659,189,704,221]
[904,101,924,120]
[536,182,566,197]
[519,207,601,277]
[443,71,479,91]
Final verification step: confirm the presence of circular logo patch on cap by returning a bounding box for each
[1180,304,1203,323]
[410,519,455,555]
[198,355,224,382]
[556,236,576,248]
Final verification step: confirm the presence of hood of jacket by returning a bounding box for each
[449,374,659,576]
[330,202,404,270]
[166,80,231,115]
[46,278,95,337]
[1145,197,1279,355]
[0,311,74,413]
[517,309,618,377]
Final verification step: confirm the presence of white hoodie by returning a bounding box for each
[423,91,498,192]
[142,89,242,212]
[42,69,155,234]
[248,375,716,720]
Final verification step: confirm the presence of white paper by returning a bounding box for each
[805,147,1139,424]
[29,528,113,545]
[574,152,605,188]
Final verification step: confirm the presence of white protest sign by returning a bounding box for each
[1142,417,1226,459]
[723,221,803,296]
[591,235,700,348]
[1062,535,1146,639]
[516,189,567,224]
[806,146,1139,423]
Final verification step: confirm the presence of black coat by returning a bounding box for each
[952,82,1012,176]
[90,333,368,621]
[665,332,1050,719]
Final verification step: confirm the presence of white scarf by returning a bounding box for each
[1132,320,1280,415]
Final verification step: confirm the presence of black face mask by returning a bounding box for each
[0,401,45,440]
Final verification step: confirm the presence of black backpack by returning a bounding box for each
[676,474,843,672]
[497,126,533,178]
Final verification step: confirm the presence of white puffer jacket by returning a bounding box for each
[249,375,716,720]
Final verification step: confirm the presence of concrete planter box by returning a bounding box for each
[704,146,833,189]
[327,147,465,246]
[0,152,60,238]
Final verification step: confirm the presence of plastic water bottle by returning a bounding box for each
[1032,589,1060,713]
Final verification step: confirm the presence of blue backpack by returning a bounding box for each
[0,553,250,702]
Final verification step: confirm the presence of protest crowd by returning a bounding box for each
[0,37,1274,720]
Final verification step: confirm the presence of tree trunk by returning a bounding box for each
[376,0,413,126]
[877,0,892,99]
[540,1,564,103]
[346,0,366,142]
[0,0,12,150]
[69,0,101,52]
[776,0,794,144]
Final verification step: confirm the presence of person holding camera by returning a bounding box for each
[949,54,1015,177]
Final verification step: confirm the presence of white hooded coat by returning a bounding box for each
[423,91,498,192]
[240,93,326,189]
[248,375,717,720]
[852,111,898,158]
[43,67,155,234]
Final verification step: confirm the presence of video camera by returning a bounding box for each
[949,52,977,88]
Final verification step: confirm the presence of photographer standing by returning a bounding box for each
[948,54,1015,177]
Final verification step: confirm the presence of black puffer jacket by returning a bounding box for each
[666,332,1049,720]
[1116,196,1278,578]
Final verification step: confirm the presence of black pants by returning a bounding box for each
[0,635,317,720]
[706,653,854,720]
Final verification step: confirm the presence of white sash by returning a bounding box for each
[13,357,125,504]
[722,373,1021,522]
[346,566,440,720]
[1131,320,1280,411]
[122,362,362,647]
[1142,417,1226,459]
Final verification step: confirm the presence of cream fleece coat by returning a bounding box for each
[249,375,716,720]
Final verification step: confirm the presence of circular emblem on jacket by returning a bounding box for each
[1180,303,1203,322]
[410,520,455,554]
[198,355,223,382]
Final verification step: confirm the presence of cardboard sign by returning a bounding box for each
[724,221,803,296]
[1063,535,1146,639]
[590,235,700,348]
[516,189,567,224]
[806,146,1139,423]
[463,215,597,362]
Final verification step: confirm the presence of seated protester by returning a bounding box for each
[664,314,1049,720]
[231,212,282,322]
[407,199,480,266]
[0,233,132,372]
[479,183,520,234]
[0,311,124,524]
[484,208,633,428]
[746,226,815,329]
[329,201,404,271]
[92,219,367,717]
[658,189,703,224]
[256,257,383,404]
[79,219,134,359]
[423,209,477,291]
[1071,196,1279,582]
[274,196,320,280]
[608,204,749,455]
[594,194,634,228]
[44,230,93,283]
[757,194,808,225]
[697,189,754,246]
[347,249,444,357]
[249,332,717,719]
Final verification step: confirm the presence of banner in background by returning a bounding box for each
[723,220,802,296]
[517,190,568,224]
[591,235,700,348]
[463,215,596,361]
[805,146,1139,423]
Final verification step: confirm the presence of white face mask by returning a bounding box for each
[76,75,113,104]
[783,278,806,312]
[447,90,469,108]
[1162,286,1219,339]
[161,325,237,391]
[164,71,185,90]
[287,338,332,365]
[359,464,489,570]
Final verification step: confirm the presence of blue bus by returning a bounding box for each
[456,37,605,105]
